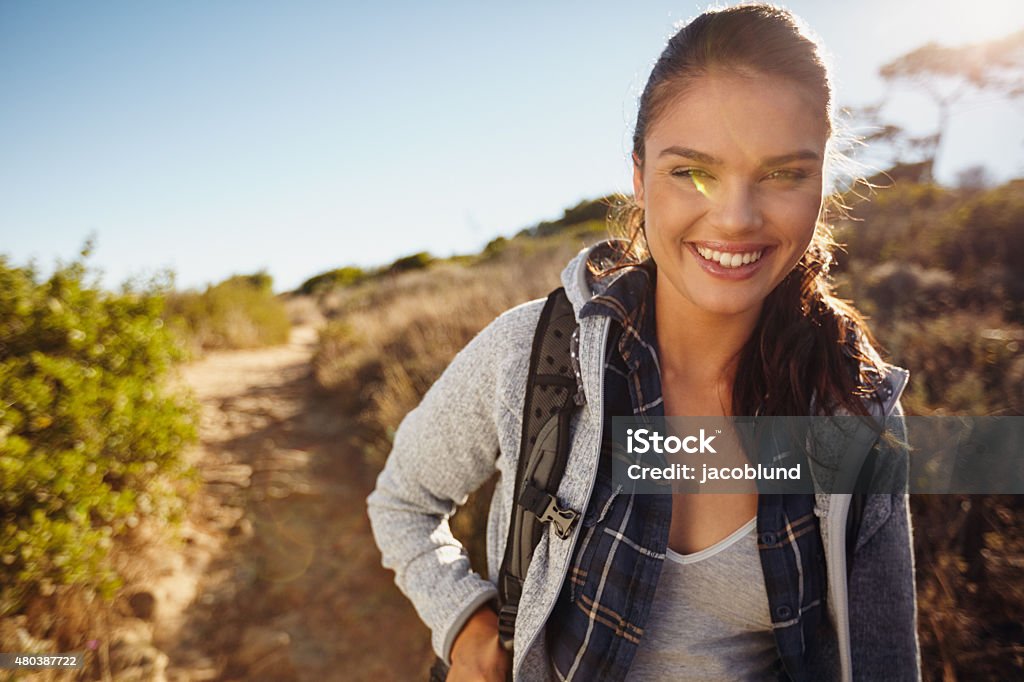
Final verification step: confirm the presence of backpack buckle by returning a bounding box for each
[539,495,580,539]
[518,483,581,540]
[497,603,517,651]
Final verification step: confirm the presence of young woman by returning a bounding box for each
[367,5,920,681]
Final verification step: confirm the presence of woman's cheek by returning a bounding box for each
[776,196,822,241]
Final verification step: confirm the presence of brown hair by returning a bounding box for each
[600,3,884,417]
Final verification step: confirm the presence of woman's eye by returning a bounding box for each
[764,169,808,181]
[671,168,712,179]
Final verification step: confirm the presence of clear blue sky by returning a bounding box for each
[2,1,1022,293]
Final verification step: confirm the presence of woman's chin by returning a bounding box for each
[682,285,770,319]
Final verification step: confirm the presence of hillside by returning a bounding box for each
[3,180,1022,680]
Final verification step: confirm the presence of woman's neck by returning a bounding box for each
[654,273,762,394]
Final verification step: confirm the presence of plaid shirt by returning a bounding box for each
[545,260,830,681]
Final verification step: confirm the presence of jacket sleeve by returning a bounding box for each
[848,401,922,681]
[365,302,537,665]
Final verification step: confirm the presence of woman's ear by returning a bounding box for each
[632,152,645,209]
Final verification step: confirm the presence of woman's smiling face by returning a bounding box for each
[633,70,829,319]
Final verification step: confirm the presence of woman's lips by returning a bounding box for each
[686,242,774,280]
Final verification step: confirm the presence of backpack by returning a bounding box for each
[430,286,875,681]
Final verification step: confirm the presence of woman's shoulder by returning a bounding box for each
[460,297,549,372]
[444,298,549,401]
[490,297,549,337]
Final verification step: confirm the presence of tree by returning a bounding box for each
[841,103,942,182]
[878,29,1024,180]
[955,164,993,192]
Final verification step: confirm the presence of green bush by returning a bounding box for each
[939,180,1024,274]
[298,266,368,295]
[221,272,274,294]
[939,181,1024,320]
[481,236,508,260]
[533,196,614,237]
[0,252,198,615]
[387,251,434,274]
[876,313,1024,414]
[164,270,291,351]
[861,262,957,321]
[835,179,1024,321]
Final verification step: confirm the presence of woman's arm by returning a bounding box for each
[365,299,541,666]
[847,401,922,681]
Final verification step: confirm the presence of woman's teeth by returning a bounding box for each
[695,245,764,268]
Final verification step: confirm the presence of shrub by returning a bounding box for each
[861,262,957,321]
[386,251,434,275]
[298,266,368,296]
[533,196,614,237]
[875,312,1024,415]
[0,251,198,616]
[835,179,1024,321]
[226,272,274,294]
[940,180,1024,274]
[938,180,1024,320]
[481,236,508,260]
[163,270,291,352]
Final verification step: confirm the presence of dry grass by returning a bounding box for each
[912,495,1024,679]
[313,237,590,463]
[280,291,326,327]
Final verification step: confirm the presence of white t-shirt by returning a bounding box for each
[624,517,780,681]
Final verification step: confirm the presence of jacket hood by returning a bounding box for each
[559,239,628,318]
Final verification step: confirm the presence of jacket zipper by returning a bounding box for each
[513,316,610,681]
[828,494,854,682]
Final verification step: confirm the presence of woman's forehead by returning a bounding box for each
[644,71,829,163]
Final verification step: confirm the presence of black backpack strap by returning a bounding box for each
[496,287,584,652]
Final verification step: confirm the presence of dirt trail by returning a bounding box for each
[148,325,432,681]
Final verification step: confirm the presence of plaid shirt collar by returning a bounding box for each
[580,258,660,380]
[579,259,666,418]
[546,256,828,682]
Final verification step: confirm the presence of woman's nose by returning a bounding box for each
[708,182,763,234]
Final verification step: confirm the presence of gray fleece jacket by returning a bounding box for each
[366,242,921,681]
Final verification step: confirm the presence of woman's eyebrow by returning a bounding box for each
[760,150,821,167]
[657,146,821,167]
[658,146,722,165]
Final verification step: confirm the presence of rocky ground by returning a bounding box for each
[60,325,434,681]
